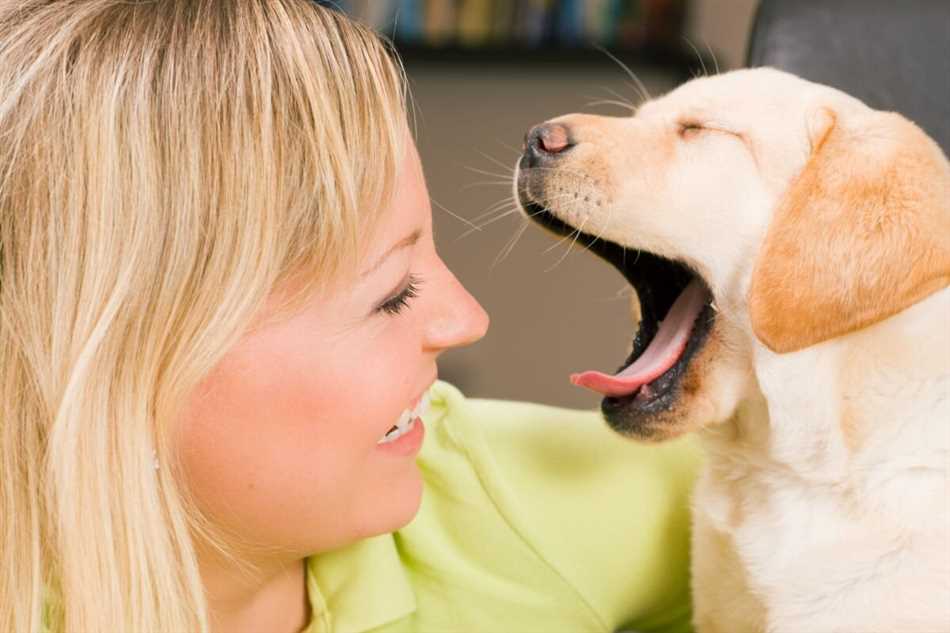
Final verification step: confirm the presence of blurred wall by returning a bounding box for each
[410,0,759,408]
[689,0,759,70]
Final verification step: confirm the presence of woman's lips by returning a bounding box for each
[377,381,435,445]
[376,417,425,457]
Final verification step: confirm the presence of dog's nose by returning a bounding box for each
[523,123,573,167]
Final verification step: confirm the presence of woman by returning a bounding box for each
[0,2,698,632]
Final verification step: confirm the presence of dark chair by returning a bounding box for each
[745,0,950,154]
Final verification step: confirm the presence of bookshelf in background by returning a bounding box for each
[320,0,710,77]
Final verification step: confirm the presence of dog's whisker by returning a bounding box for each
[478,151,518,175]
[492,219,530,269]
[431,197,482,232]
[461,180,516,191]
[595,44,652,102]
[465,165,513,180]
[605,283,635,302]
[472,197,519,221]
[473,207,520,229]
[496,139,522,155]
[702,37,721,75]
[542,213,588,257]
[545,217,590,272]
[602,85,639,107]
[567,217,590,252]
[455,224,490,243]
[469,207,518,230]
[478,195,518,212]
[526,205,551,219]
[461,206,522,237]
[543,234,579,271]
[683,36,709,79]
[619,246,639,270]
[541,226,577,255]
[591,87,640,114]
[585,98,638,113]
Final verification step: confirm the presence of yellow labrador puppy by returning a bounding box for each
[515,68,950,633]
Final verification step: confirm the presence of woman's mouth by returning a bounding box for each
[377,391,431,445]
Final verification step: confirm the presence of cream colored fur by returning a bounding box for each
[520,69,950,632]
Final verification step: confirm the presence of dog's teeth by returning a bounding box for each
[638,384,654,399]
[710,301,719,312]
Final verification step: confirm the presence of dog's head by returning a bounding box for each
[516,68,950,441]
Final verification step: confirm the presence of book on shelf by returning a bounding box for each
[321,0,687,52]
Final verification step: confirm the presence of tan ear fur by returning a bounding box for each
[748,108,950,353]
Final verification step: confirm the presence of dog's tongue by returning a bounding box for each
[571,280,708,398]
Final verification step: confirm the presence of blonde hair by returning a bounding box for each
[0,1,407,631]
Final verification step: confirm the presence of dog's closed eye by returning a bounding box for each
[677,120,750,154]
[678,120,705,139]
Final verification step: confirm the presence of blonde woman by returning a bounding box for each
[0,2,699,632]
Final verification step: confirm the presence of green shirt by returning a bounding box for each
[305,382,700,633]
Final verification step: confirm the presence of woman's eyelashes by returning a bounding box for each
[376,274,424,316]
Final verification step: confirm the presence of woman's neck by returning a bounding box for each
[200,551,310,633]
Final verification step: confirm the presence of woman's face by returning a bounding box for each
[176,139,489,557]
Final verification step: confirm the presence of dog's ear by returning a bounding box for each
[748,107,950,353]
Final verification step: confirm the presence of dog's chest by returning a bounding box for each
[695,436,950,631]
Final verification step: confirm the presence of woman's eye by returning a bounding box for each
[377,275,423,316]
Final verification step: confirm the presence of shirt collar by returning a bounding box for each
[306,533,416,633]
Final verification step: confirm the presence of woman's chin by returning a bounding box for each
[360,464,425,539]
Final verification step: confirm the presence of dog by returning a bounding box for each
[515,68,950,633]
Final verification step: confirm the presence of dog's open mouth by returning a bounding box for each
[523,201,715,412]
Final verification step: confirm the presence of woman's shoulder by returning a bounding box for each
[402,381,700,632]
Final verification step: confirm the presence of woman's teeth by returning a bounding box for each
[377,392,431,444]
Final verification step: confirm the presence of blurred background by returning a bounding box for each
[325,0,759,408]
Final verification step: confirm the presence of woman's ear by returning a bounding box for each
[748,107,950,354]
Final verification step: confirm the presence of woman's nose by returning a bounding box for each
[423,268,489,352]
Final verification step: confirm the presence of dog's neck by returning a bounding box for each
[707,286,950,488]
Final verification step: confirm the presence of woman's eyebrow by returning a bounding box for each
[360,228,422,278]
